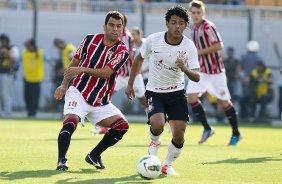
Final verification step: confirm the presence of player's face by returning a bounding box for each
[104,17,123,43]
[166,15,187,39]
[131,30,140,42]
[190,7,204,25]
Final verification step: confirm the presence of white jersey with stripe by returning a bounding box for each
[140,31,200,93]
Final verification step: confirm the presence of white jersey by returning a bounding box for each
[140,31,199,93]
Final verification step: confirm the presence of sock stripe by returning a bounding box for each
[191,99,201,108]
[110,118,128,130]
[60,130,70,135]
[63,117,78,129]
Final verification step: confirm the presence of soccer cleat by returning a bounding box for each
[161,164,178,175]
[228,135,242,146]
[198,127,215,144]
[148,140,161,156]
[90,127,108,135]
[56,158,69,171]
[85,154,106,169]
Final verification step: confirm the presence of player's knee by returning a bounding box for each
[59,117,78,137]
[110,117,129,131]
[188,94,200,104]
[150,124,164,136]
[172,135,185,145]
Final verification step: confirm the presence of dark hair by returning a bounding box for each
[165,5,189,24]
[53,38,64,46]
[105,11,124,25]
[0,34,10,44]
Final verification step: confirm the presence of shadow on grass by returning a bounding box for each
[56,174,166,184]
[204,157,282,164]
[0,170,166,183]
[0,169,99,181]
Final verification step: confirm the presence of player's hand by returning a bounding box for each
[280,68,282,76]
[54,85,68,100]
[125,85,135,100]
[175,58,187,72]
[64,67,82,79]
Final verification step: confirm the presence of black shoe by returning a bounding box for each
[85,154,105,169]
[56,158,69,170]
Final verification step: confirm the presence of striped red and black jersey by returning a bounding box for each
[72,34,129,106]
[118,28,134,76]
[192,19,225,74]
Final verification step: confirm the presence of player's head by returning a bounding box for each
[189,0,205,25]
[104,11,124,43]
[131,27,143,43]
[24,38,36,51]
[53,38,65,49]
[0,34,10,47]
[165,5,189,39]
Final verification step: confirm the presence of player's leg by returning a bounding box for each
[86,104,129,169]
[210,73,241,146]
[219,100,241,145]
[57,114,79,170]
[90,76,127,135]
[56,86,88,170]
[187,76,214,144]
[162,90,188,175]
[145,91,166,157]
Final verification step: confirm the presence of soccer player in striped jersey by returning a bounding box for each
[186,0,241,145]
[54,11,130,171]
[126,5,200,175]
[91,15,147,135]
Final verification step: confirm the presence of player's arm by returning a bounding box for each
[64,65,113,80]
[54,58,80,100]
[125,53,144,99]
[176,59,200,82]
[198,42,223,55]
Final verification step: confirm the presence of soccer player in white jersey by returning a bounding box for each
[126,5,200,175]
[187,0,241,145]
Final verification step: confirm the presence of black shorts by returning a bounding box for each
[145,89,189,122]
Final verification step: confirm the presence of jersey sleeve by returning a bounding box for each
[140,35,152,59]
[204,24,222,44]
[73,35,88,60]
[187,41,200,70]
[106,47,129,73]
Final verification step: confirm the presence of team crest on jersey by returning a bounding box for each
[110,53,122,65]
[177,51,188,63]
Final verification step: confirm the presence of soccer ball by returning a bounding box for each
[136,155,161,179]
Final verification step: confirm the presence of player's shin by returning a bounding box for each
[57,117,78,161]
[148,127,162,156]
[89,118,129,157]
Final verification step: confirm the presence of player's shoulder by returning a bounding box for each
[203,19,216,29]
[147,31,165,40]
[182,35,195,47]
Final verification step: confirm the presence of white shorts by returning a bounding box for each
[115,74,145,98]
[186,72,231,101]
[64,86,124,126]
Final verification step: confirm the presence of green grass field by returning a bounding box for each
[0,119,282,184]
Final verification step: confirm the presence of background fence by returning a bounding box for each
[0,0,281,118]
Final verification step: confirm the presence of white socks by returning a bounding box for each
[163,141,182,165]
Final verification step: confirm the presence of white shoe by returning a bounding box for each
[161,164,178,175]
[148,140,161,156]
[90,127,108,135]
